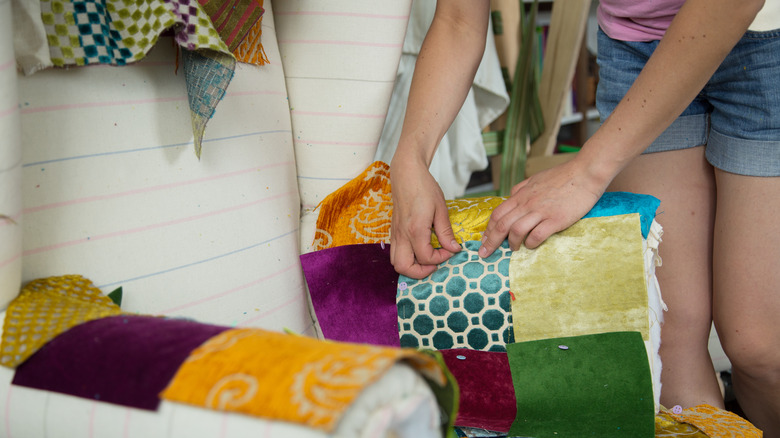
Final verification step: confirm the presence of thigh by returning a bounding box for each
[609,147,716,328]
[712,170,780,360]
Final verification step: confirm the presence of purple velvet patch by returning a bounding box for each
[12,315,229,410]
[440,349,516,433]
[300,243,400,347]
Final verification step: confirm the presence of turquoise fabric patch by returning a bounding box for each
[584,192,660,238]
[398,241,513,352]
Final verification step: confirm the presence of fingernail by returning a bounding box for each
[451,240,459,248]
[479,246,488,257]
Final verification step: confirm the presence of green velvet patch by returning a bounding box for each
[507,331,654,437]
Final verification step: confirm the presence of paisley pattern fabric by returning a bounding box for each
[398,240,514,352]
[663,404,762,438]
[312,161,393,250]
[0,275,122,368]
[161,328,453,432]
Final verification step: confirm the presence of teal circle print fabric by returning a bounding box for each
[397,240,514,352]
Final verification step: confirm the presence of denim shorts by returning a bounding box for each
[596,27,780,176]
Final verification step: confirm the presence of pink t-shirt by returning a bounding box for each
[598,0,685,42]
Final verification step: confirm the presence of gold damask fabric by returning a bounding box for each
[312,161,505,250]
[661,405,763,438]
[312,162,393,251]
[160,328,450,432]
[509,214,650,342]
[0,275,122,368]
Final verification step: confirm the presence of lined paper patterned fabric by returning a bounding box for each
[271,0,412,254]
[0,4,23,310]
[14,1,312,332]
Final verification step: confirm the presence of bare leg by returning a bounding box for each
[713,169,780,435]
[609,146,724,408]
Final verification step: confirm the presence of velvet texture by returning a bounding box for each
[584,191,660,238]
[507,331,655,437]
[300,243,400,347]
[440,349,516,433]
[12,315,229,410]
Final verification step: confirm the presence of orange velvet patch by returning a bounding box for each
[160,328,448,432]
[312,161,393,250]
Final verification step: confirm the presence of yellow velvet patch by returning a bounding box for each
[232,0,269,66]
[430,196,507,248]
[509,214,649,342]
[312,162,393,250]
[160,328,448,432]
[664,404,763,438]
[0,275,122,368]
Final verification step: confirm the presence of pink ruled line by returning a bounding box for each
[3,385,12,438]
[23,162,291,215]
[291,110,385,119]
[278,39,402,49]
[22,191,294,257]
[160,263,298,314]
[275,11,408,20]
[0,105,18,119]
[0,252,21,272]
[0,59,14,72]
[237,289,304,327]
[18,90,283,115]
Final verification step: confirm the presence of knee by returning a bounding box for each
[720,331,780,383]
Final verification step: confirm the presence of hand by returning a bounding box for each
[479,157,608,257]
[390,162,461,279]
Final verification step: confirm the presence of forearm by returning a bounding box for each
[576,0,765,186]
[391,0,490,169]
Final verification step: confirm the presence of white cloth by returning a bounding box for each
[11,0,53,75]
[374,0,509,200]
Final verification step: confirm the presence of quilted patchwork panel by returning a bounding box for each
[397,241,514,352]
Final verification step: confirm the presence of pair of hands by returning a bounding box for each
[389,157,607,279]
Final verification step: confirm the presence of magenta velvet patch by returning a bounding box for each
[12,315,229,410]
[440,349,516,432]
[300,243,400,347]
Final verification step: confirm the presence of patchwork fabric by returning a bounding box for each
[300,243,401,347]
[431,196,506,248]
[440,349,516,433]
[12,314,229,410]
[0,275,122,368]
[312,162,393,251]
[507,332,655,437]
[509,214,650,343]
[199,0,264,52]
[161,328,455,433]
[664,404,762,438]
[37,0,265,157]
[182,49,236,158]
[232,5,269,66]
[398,240,514,352]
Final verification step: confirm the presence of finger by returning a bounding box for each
[506,211,543,251]
[390,234,438,279]
[523,217,568,249]
[431,203,461,254]
[510,178,530,196]
[480,202,526,257]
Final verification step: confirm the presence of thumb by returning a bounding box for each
[431,202,461,253]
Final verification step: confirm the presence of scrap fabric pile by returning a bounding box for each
[301,161,763,438]
[15,0,269,157]
[0,274,457,437]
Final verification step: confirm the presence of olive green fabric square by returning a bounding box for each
[510,214,649,342]
[507,331,654,437]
